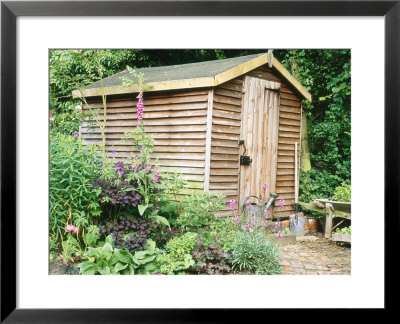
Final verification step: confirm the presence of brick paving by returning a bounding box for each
[279,234,351,275]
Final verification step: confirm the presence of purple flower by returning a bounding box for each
[111,149,116,154]
[277,230,283,239]
[126,151,130,155]
[49,113,54,121]
[139,146,143,151]
[264,209,270,219]
[145,160,150,173]
[242,222,249,230]
[274,221,281,229]
[120,169,124,175]
[99,160,103,165]
[262,183,268,190]
[229,199,236,210]
[133,164,137,172]
[115,164,121,170]
[73,132,79,137]
[278,199,285,208]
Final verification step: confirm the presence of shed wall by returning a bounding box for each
[211,65,302,217]
[81,89,209,197]
[80,64,303,218]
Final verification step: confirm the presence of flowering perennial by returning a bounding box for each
[65,224,78,235]
[136,91,144,126]
[152,168,160,184]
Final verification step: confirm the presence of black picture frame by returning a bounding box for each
[1,0,397,322]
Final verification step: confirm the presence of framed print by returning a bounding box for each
[1,0,397,322]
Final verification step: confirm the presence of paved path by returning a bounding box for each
[279,235,351,275]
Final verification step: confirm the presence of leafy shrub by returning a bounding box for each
[335,226,351,234]
[230,230,281,275]
[156,232,198,275]
[92,161,143,216]
[332,182,351,202]
[78,236,159,275]
[177,191,225,229]
[83,225,101,248]
[100,216,172,253]
[192,237,232,275]
[49,134,102,243]
[198,215,238,252]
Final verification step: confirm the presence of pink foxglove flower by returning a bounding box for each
[278,199,285,208]
[136,91,145,126]
[152,168,160,184]
[49,113,54,121]
[264,209,270,219]
[242,222,249,230]
[145,160,150,173]
[277,230,283,239]
[262,183,268,190]
[229,199,236,210]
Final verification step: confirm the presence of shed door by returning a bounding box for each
[239,76,280,206]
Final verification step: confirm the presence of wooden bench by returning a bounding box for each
[298,199,351,239]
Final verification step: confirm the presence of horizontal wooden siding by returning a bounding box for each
[81,89,209,194]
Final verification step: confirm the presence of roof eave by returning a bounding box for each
[72,53,312,102]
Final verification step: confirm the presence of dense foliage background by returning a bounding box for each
[50,49,351,202]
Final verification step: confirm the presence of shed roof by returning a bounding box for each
[72,53,311,102]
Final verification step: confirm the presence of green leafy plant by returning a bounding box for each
[177,191,225,229]
[192,237,232,275]
[78,236,159,275]
[335,226,351,235]
[49,134,102,244]
[156,232,198,275]
[83,225,101,248]
[332,182,351,202]
[230,230,281,275]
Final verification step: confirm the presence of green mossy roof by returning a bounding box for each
[85,53,265,89]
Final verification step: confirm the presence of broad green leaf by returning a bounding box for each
[101,243,113,260]
[97,265,111,275]
[155,216,170,228]
[86,247,101,259]
[138,204,148,216]
[115,249,133,265]
[78,261,97,275]
[114,262,128,273]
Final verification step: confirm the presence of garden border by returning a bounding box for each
[1,0,397,321]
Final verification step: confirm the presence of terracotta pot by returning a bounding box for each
[307,217,319,233]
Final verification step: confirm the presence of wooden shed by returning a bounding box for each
[73,52,311,217]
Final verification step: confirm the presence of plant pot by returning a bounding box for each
[306,217,319,233]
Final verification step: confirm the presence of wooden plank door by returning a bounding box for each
[239,76,280,207]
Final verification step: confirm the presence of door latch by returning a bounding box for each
[240,155,252,165]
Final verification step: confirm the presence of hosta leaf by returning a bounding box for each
[78,261,97,275]
[101,243,113,260]
[114,262,128,273]
[97,265,111,275]
[121,265,135,275]
[115,249,133,265]
[86,247,101,259]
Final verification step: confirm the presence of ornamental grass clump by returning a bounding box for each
[230,230,281,275]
